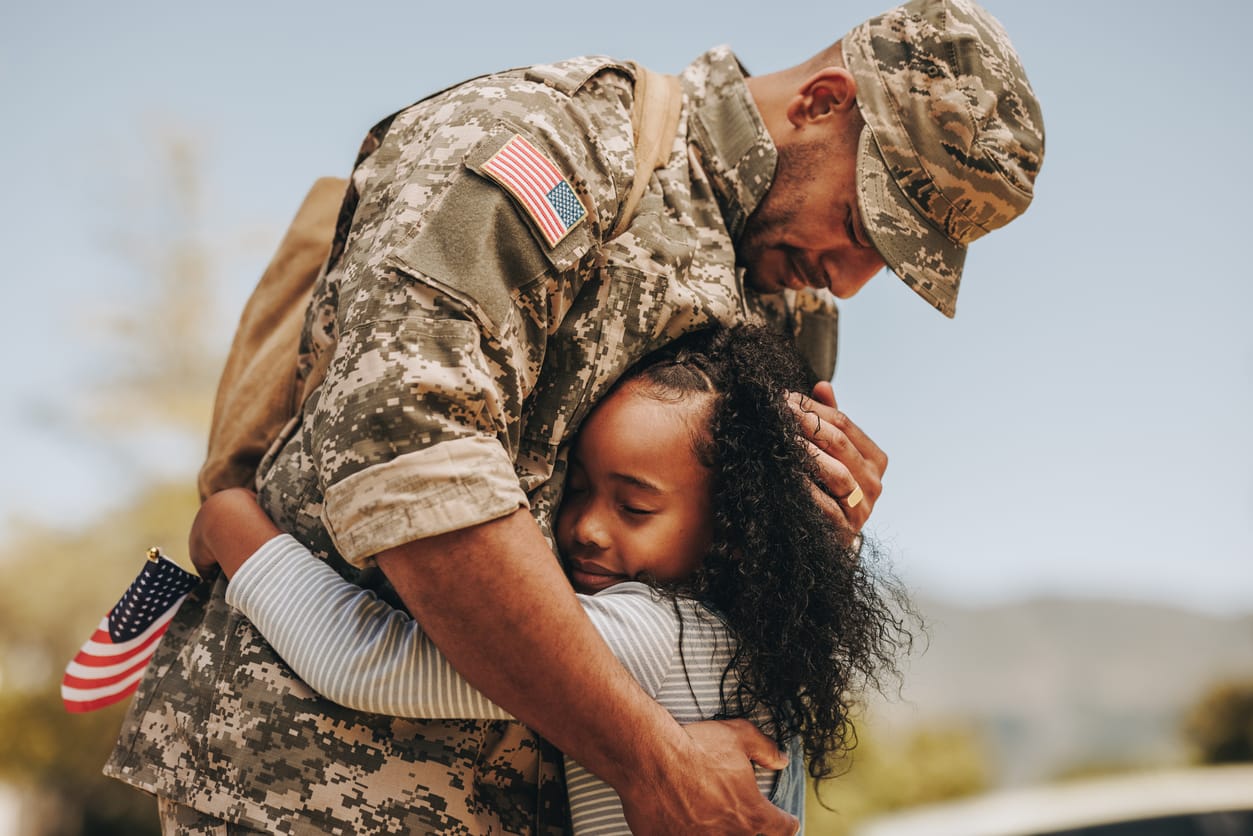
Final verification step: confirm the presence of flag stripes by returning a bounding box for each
[481,134,585,247]
[61,549,199,713]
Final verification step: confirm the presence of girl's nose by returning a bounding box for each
[571,508,609,550]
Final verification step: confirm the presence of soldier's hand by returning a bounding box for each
[618,718,798,836]
[787,381,887,538]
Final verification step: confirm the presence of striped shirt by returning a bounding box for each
[226,535,783,835]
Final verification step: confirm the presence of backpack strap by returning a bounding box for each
[612,64,683,239]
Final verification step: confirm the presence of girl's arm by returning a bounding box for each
[227,533,512,718]
[192,489,677,719]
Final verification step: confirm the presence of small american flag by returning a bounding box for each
[61,547,200,713]
[481,133,586,247]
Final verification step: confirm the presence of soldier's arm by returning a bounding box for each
[190,486,793,834]
[193,489,676,722]
[378,510,797,836]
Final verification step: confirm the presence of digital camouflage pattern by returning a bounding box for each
[157,797,271,835]
[845,0,1045,318]
[106,48,839,834]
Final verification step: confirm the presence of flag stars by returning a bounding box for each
[63,552,200,713]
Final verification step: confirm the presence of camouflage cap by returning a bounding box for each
[842,0,1044,317]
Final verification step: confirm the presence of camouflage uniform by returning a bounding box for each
[106,48,837,835]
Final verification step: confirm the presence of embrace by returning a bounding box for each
[105,1,1044,834]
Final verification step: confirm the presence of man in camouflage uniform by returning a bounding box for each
[107,1,1043,833]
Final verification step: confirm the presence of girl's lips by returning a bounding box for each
[569,560,628,593]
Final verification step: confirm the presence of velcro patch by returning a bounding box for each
[480,134,586,248]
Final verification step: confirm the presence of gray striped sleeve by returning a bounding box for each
[574,583,679,698]
[226,534,509,719]
[225,536,683,719]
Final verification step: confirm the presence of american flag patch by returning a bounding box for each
[481,134,586,247]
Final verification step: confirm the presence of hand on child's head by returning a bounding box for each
[785,386,886,538]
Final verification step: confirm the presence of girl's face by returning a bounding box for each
[556,382,715,594]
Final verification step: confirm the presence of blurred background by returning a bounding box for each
[2,0,1250,833]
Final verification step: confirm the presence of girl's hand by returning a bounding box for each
[189,487,283,581]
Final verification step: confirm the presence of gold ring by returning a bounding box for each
[843,485,864,509]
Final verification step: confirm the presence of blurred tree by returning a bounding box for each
[1182,678,1253,764]
[0,482,200,835]
[90,126,226,433]
[804,721,991,835]
[0,128,228,835]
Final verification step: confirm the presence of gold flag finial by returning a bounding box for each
[147,547,163,562]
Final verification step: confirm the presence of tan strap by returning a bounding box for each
[613,64,683,239]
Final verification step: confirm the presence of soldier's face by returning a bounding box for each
[739,131,885,298]
[556,384,714,595]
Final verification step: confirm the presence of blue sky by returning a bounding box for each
[2,0,1250,613]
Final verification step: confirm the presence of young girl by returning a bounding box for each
[192,324,913,835]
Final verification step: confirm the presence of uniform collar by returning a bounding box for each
[681,47,778,241]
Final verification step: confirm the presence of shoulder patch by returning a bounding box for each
[479,134,586,248]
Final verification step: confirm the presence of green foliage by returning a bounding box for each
[1183,678,1253,764]
[0,693,159,836]
[0,481,199,835]
[804,721,991,835]
[0,131,222,833]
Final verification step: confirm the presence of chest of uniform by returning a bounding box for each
[521,221,742,444]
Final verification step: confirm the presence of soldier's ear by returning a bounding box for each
[785,68,858,128]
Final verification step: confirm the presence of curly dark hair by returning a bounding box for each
[619,324,915,779]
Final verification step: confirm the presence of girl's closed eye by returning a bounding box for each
[555,380,714,594]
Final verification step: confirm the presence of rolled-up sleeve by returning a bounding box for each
[323,435,529,565]
[309,281,535,565]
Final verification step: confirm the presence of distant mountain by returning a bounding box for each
[863,597,1253,785]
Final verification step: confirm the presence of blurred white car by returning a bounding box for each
[852,765,1253,836]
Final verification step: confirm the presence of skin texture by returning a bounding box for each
[792,380,887,537]
[740,67,886,299]
[558,383,715,594]
[189,488,278,580]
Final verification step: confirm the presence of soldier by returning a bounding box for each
[107,1,1043,834]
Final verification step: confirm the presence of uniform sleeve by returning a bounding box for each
[308,68,636,566]
[225,536,679,717]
